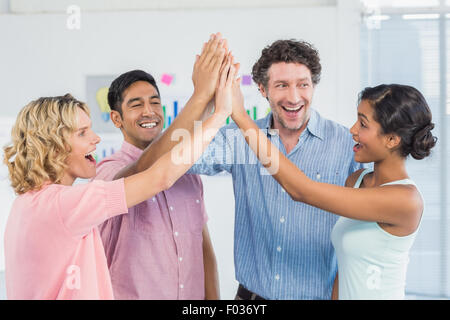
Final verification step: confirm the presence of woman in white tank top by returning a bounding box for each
[231,83,437,299]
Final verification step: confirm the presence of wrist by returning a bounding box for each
[212,110,230,122]
[231,108,248,123]
[191,90,213,105]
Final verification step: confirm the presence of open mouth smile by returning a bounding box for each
[84,150,96,163]
[281,105,303,113]
[138,120,159,129]
[353,143,362,152]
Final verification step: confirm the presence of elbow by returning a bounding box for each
[280,182,304,202]
[158,168,178,191]
[159,173,175,192]
[287,190,304,203]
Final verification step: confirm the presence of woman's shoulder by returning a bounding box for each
[345,168,367,187]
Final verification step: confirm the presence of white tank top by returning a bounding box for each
[331,168,422,299]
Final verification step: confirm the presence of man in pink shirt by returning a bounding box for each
[94,67,221,299]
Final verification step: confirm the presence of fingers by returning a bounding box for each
[226,62,237,87]
[218,55,232,88]
[219,52,231,77]
[201,33,223,68]
[197,34,216,66]
[208,44,227,75]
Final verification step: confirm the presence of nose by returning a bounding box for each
[93,132,101,145]
[142,101,156,116]
[287,87,301,105]
[350,121,358,137]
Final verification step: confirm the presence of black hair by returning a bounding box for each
[252,39,321,88]
[359,84,437,160]
[107,70,160,116]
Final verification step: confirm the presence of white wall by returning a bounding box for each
[0,1,361,299]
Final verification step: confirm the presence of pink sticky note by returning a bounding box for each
[242,75,252,86]
[161,73,174,86]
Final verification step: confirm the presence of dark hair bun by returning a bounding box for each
[410,123,437,160]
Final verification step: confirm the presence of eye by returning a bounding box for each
[300,83,309,88]
[79,130,85,137]
[360,121,366,128]
[275,83,287,88]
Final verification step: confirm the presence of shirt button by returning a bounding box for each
[174,231,179,237]
[152,197,156,202]
[179,257,183,262]
[280,217,285,223]
[316,173,321,180]
[196,199,200,204]
[169,206,174,211]
[281,188,286,193]
[180,284,184,289]
[275,274,280,281]
[277,246,282,252]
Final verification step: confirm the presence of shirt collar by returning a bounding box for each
[263,109,324,140]
[120,140,144,160]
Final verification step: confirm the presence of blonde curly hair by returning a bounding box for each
[3,94,90,194]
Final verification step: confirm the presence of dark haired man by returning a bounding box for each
[93,34,227,299]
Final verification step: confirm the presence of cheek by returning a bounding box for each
[300,88,314,101]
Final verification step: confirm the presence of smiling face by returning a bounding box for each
[259,62,315,133]
[62,107,101,185]
[350,99,399,163]
[111,80,163,150]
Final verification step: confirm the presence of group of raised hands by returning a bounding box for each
[191,32,246,123]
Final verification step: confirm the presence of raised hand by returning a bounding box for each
[214,53,237,118]
[229,57,247,122]
[192,33,228,105]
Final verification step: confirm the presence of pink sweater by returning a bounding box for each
[4,179,128,299]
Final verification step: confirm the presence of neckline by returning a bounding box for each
[354,168,415,188]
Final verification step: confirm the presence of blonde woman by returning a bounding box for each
[3,55,236,299]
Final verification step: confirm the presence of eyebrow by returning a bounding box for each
[76,125,90,132]
[127,95,160,105]
[274,77,310,83]
[358,113,369,122]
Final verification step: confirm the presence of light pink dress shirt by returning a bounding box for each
[4,179,128,299]
[94,141,208,300]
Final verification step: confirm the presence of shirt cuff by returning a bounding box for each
[105,178,128,218]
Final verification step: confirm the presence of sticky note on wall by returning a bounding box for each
[161,73,174,86]
[96,87,111,122]
[241,75,252,86]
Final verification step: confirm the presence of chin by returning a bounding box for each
[354,155,372,164]
[81,170,96,180]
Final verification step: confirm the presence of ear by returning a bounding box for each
[258,84,268,99]
[385,134,401,151]
[110,110,123,129]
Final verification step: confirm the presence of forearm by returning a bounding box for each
[232,111,312,201]
[233,112,417,224]
[123,112,227,208]
[114,94,210,180]
[203,227,220,300]
[204,258,220,300]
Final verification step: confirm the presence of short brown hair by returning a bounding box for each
[252,39,322,88]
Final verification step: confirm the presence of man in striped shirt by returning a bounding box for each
[186,39,365,299]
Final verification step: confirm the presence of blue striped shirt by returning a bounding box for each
[188,109,365,299]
